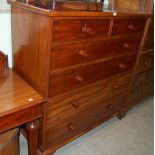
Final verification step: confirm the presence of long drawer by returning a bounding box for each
[52,19,111,42]
[93,93,126,123]
[46,93,126,148]
[51,35,141,70]
[136,51,154,72]
[49,54,136,97]
[47,72,131,124]
[112,18,146,36]
[127,81,154,106]
[131,68,154,89]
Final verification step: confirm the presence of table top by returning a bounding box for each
[0,69,45,118]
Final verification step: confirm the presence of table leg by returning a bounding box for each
[25,120,39,155]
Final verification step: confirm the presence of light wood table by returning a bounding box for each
[0,69,46,155]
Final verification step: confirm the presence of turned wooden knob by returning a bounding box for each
[67,123,75,131]
[82,23,92,33]
[78,49,88,58]
[118,63,126,70]
[75,74,84,82]
[128,24,135,30]
[123,42,130,48]
[71,100,80,109]
[107,104,114,111]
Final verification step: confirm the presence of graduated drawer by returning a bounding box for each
[47,72,131,124]
[52,19,111,42]
[46,92,125,148]
[112,18,146,36]
[46,107,95,148]
[93,93,126,122]
[49,54,136,97]
[136,51,154,72]
[51,35,141,70]
[127,81,154,106]
[131,68,154,89]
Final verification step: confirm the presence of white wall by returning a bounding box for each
[0,1,12,67]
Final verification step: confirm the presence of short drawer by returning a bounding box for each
[112,18,146,36]
[46,107,95,148]
[47,72,131,124]
[52,19,111,42]
[51,35,141,70]
[131,68,154,89]
[49,54,136,97]
[136,51,154,72]
[127,81,154,106]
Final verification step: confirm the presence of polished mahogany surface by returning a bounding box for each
[0,70,44,119]
[9,0,153,155]
[0,69,46,155]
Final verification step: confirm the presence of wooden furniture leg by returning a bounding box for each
[25,120,40,155]
[117,110,126,120]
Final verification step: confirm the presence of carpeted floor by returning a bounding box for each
[20,97,154,155]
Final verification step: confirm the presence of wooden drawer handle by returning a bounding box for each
[107,104,114,111]
[67,123,75,131]
[118,63,126,70]
[75,74,84,82]
[82,23,92,33]
[145,59,151,66]
[71,100,80,109]
[78,49,88,58]
[123,43,130,48]
[128,24,135,30]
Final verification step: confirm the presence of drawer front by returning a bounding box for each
[52,19,111,42]
[51,35,141,70]
[46,93,125,148]
[49,54,136,97]
[127,81,154,106]
[136,51,154,72]
[46,108,95,148]
[131,68,154,89]
[112,18,146,36]
[93,93,126,122]
[47,72,131,124]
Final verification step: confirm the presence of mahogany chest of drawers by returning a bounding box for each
[9,1,153,154]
